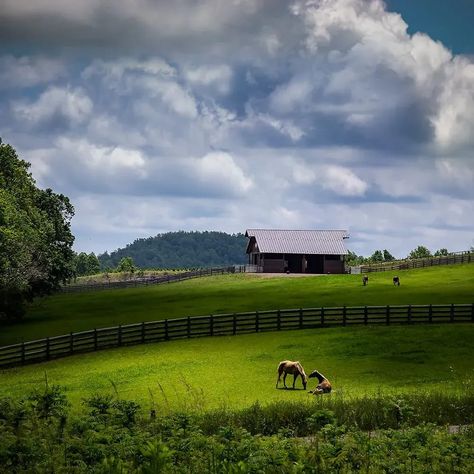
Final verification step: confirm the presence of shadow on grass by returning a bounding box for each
[276,387,307,391]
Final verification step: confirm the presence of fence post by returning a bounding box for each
[141,322,146,343]
[299,308,303,329]
[164,319,169,341]
[386,306,390,325]
[118,325,122,346]
[46,337,50,360]
[321,307,325,326]
[471,303,474,322]
[21,342,25,365]
[94,329,98,351]
[210,315,214,336]
[233,313,237,335]
[277,309,281,331]
[187,317,191,338]
[407,305,412,324]
[450,304,454,323]
[364,306,368,325]
[429,304,433,324]
[70,333,73,355]
[342,306,346,326]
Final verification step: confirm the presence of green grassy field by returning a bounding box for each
[1,324,472,412]
[0,264,473,346]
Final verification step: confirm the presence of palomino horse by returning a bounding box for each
[276,360,307,390]
[308,370,332,394]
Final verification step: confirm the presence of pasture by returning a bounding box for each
[1,324,473,412]
[1,264,473,346]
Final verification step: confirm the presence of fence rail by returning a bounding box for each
[60,266,237,293]
[1,303,472,369]
[359,251,473,273]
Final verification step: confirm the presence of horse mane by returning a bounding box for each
[295,361,308,381]
[311,370,326,383]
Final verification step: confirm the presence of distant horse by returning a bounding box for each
[308,370,332,395]
[276,360,307,390]
[362,275,368,286]
[393,276,400,286]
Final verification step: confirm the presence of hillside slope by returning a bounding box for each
[1,264,472,345]
[99,231,247,269]
[1,324,472,410]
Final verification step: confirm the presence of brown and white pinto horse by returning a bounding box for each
[308,370,332,394]
[276,360,308,390]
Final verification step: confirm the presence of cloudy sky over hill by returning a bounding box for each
[1,0,473,257]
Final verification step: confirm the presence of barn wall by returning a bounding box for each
[324,257,345,274]
[262,258,286,273]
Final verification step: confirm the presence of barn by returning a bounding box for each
[245,229,349,274]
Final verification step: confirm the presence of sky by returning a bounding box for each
[0,0,473,258]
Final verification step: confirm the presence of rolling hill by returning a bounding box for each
[98,230,248,269]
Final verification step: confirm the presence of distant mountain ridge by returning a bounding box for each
[98,231,248,269]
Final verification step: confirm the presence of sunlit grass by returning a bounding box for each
[1,264,473,345]
[1,324,472,413]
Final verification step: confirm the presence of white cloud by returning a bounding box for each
[83,58,198,119]
[323,166,367,196]
[82,58,176,83]
[0,55,66,88]
[184,64,233,94]
[193,151,253,195]
[12,86,92,126]
[431,57,474,149]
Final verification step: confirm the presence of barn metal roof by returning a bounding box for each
[245,229,349,255]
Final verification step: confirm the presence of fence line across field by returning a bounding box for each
[61,266,238,293]
[358,250,473,273]
[0,303,472,369]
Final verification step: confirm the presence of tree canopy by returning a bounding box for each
[98,231,248,270]
[408,246,432,259]
[0,140,75,319]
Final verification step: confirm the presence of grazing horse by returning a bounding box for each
[393,276,400,286]
[308,370,332,395]
[362,275,368,286]
[276,360,307,390]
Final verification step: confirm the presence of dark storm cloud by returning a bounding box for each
[0,0,302,59]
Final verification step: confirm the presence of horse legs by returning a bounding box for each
[283,372,288,388]
[276,368,283,388]
[293,373,297,389]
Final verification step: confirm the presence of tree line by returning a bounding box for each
[346,246,451,266]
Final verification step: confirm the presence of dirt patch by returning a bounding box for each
[245,273,327,278]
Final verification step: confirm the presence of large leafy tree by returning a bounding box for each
[74,252,101,276]
[408,245,432,259]
[0,140,75,319]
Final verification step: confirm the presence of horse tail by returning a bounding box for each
[276,361,286,387]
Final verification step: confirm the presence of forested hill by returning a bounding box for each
[98,231,248,269]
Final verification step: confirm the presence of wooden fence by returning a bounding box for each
[360,251,473,273]
[60,266,237,293]
[1,303,472,369]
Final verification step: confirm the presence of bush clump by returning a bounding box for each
[0,386,473,473]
